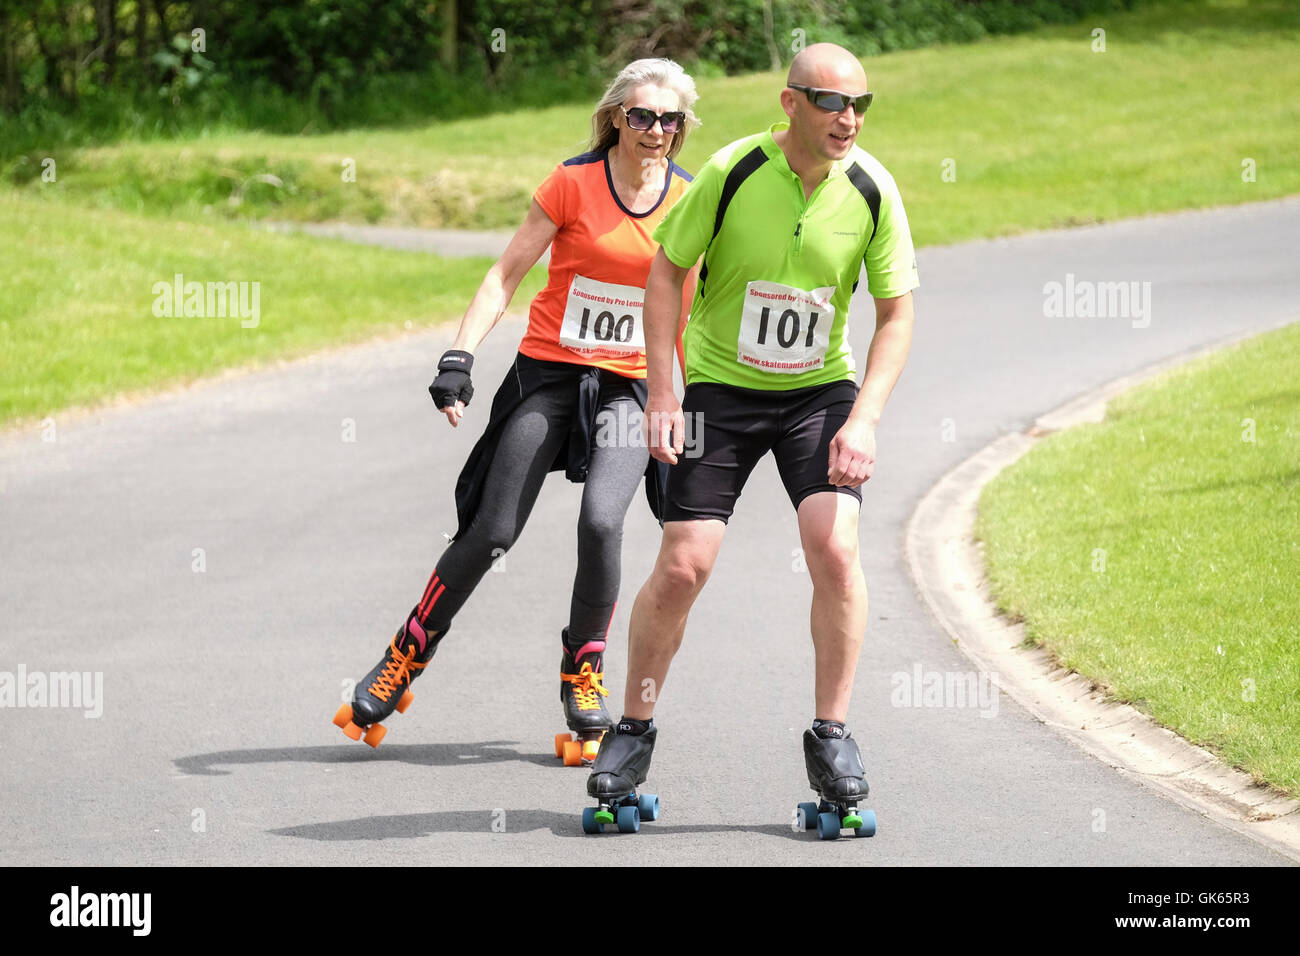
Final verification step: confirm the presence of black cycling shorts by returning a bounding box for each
[662,379,862,523]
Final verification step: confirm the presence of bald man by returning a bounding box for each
[584,43,918,838]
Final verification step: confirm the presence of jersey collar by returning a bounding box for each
[765,122,851,179]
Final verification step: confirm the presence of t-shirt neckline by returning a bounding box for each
[765,122,849,179]
[602,150,675,219]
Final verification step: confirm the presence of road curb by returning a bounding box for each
[905,319,1300,864]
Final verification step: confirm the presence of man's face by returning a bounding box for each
[785,65,869,163]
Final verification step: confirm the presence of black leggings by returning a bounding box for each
[416,373,649,643]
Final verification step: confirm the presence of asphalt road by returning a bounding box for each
[2,197,1297,865]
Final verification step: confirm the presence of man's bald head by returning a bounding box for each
[787,43,868,93]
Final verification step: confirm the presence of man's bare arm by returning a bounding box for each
[853,291,915,427]
[642,248,692,463]
[827,291,915,485]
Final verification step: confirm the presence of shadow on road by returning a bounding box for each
[173,741,557,776]
[271,812,856,842]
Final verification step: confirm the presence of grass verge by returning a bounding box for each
[976,322,1300,794]
[0,194,544,426]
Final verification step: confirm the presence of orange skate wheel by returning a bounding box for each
[554,732,573,758]
[332,704,354,729]
[363,723,387,748]
[342,722,363,741]
[562,740,583,767]
[582,739,600,761]
[395,689,414,714]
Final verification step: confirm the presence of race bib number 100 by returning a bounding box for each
[559,274,646,355]
[736,281,835,374]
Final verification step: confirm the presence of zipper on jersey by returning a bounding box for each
[792,172,828,257]
[791,172,807,257]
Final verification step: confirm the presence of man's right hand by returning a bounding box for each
[428,350,475,428]
[646,390,685,465]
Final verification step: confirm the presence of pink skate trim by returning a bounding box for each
[574,640,606,661]
[407,617,429,654]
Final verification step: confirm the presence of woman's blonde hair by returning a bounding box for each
[590,58,701,161]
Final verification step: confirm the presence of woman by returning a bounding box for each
[333,59,700,765]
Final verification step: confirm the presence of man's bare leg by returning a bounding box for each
[797,491,868,722]
[621,518,726,720]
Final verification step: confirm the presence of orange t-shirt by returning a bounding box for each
[522,150,693,377]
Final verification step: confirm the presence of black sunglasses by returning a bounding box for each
[787,83,873,114]
[621,105,686,134]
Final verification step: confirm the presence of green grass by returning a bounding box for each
[7,0,1299,242]
[976,323,1300,794]
[4,0,1297,428]
[0,194,545,425]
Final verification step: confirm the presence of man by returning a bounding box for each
[586,43,918,832]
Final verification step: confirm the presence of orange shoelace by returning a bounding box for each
[367,637,430,702]
[561,662,608,711]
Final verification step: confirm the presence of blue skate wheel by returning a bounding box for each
[854,809,877,837]
[797,801,819,831]
[581,807,602,834]
[616,805,641,834]
[816,811,842,840]
[637,793,660,822]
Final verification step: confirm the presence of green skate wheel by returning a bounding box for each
[816,811,842,840]
[854,809,877,837]
[593,809,615,826]
[616,805,641,833]
[581,807,602,834]
[797,801,819,830]
[637,793,660,822]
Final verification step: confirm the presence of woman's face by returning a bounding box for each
[612,82,682,166]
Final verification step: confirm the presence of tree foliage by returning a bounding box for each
[0,0,1140,130]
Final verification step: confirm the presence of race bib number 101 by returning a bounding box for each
[559,274,646,355]
[736,281,835,374]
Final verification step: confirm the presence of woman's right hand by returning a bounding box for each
[429,350,475,427]
[440,400,466,427]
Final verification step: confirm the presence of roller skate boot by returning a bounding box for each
[795,722,877,840]
[332,614,440,747]
[581,719,659,834]
[552,629,613,766]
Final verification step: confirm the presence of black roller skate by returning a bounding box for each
[581,720,659,834]
[795,723,877,840]
[332,614,440,748]
[553,629,613,766]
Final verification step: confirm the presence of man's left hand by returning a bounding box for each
[827,419,876,486]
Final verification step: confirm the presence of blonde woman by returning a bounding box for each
[334,59,700,766]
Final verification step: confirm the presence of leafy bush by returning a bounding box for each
[0,0,1141,153]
